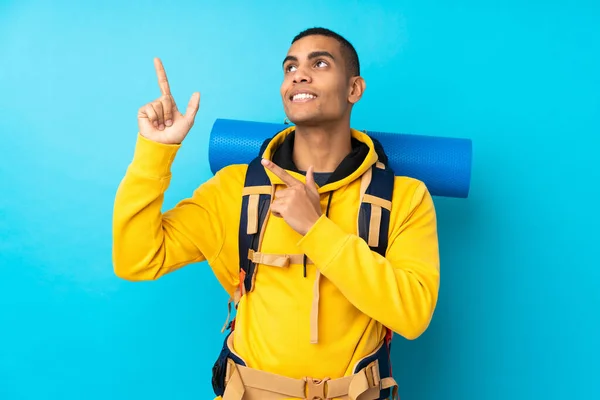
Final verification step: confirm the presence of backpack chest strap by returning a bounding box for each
[247,250,313,268]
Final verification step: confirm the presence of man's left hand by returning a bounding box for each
[261,159,322,236]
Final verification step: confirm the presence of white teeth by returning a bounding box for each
[292,93,316,101]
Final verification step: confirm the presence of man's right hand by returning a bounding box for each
[137,58,200,145]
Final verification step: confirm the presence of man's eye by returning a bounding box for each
[315,60,328,68]
[286,65,297,72]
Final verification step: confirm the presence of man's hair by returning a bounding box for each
[292,27,360,77]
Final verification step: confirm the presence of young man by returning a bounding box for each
[113,28,440,400]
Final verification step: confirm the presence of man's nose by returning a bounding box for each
[293,66,312,84]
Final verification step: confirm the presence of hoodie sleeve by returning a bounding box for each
[112,134,240,294]
[297,179,440,340]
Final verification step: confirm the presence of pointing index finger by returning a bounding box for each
[154,57,171,96]
[261,159,301,187]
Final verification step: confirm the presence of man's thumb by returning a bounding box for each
[306,166,317,190]
[184,92,201,123]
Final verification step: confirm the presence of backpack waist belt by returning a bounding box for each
[221,336,398,400]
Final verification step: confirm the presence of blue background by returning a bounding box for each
[1,0,599,399]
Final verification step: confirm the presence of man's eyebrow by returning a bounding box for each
[308,51,335,61]
[282,51,336,67]
[282,55,298,67]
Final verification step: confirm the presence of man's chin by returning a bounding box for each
[286,114,323,127]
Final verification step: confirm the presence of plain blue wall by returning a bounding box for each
[1,0,599,399]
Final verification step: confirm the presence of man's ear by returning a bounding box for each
[348,76,366,104]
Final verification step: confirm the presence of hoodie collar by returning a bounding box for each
[261,126,380,193]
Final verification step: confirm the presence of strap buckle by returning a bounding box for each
[365,362,380,388]
[305,377,330,400]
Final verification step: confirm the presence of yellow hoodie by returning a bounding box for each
[112,127,440,396]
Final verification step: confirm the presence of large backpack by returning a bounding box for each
[213,131,398,399]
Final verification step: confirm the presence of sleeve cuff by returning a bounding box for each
[129,133,181,179]
[297,215,350,272]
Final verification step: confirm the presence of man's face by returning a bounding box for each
[280,35,353,126]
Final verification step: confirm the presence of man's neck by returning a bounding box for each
[292,122,353,173]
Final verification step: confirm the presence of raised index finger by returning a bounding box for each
[261,159,301,187]
[153,57,171,96]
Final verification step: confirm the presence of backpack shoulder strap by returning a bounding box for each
[235,129,290,305]
[358,161,395,257]
[237,156,272,300]
[357,160,397,372]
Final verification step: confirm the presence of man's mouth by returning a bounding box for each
[290,92,317,102]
